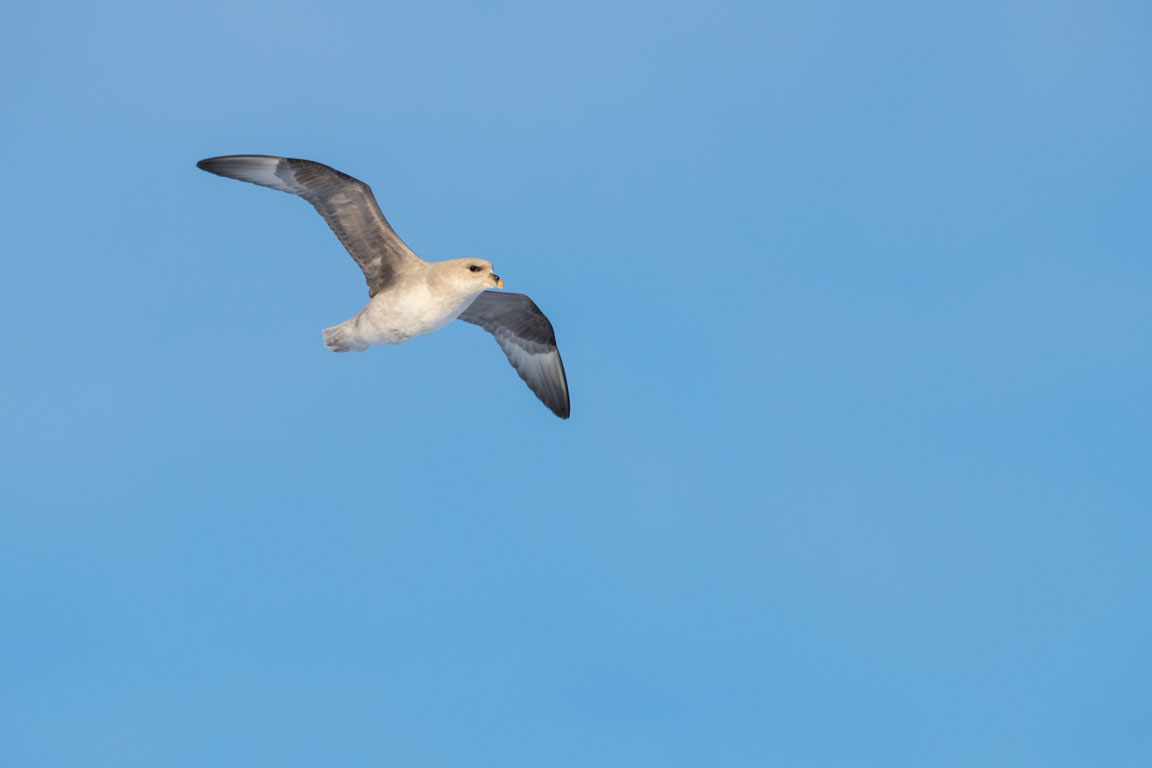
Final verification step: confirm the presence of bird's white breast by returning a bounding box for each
[348,281,481,346]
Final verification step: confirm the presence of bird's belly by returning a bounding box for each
[352,287,475,346]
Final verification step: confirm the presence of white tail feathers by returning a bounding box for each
[322,323,368,353]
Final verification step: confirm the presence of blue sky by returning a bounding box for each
[2,0,1150,765]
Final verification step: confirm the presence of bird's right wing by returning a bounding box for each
[197,155,419,296]
[458,291,570,419]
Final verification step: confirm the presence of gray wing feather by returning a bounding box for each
[197,155,418,296]
[458,292,570,419]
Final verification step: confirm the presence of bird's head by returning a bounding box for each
[458,259,503,290]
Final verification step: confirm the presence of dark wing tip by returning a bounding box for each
[196,155,246,171]
[196,154,283,172]
[547,356,571,419]
[196,156,243,176]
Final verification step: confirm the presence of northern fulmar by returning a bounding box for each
[197,155,570,419]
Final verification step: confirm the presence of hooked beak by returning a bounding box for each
[491,273,504,289]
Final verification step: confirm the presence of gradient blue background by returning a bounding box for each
[3,0,1150,765]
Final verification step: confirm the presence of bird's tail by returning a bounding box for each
[322,323,367,353]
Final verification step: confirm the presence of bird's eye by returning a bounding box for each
[468,265,481,272]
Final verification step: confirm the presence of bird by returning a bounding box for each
[196,155,570,419]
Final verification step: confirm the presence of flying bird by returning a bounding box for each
[197,155,570,419]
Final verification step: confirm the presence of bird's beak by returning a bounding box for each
[492,273,504,289]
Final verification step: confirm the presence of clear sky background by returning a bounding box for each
[2,0,1150,765]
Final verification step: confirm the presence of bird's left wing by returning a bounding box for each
[457,291,570,419]
[197,155,418,297]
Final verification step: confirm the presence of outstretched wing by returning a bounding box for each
[458,291,570,419]
[197,155,419,296]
